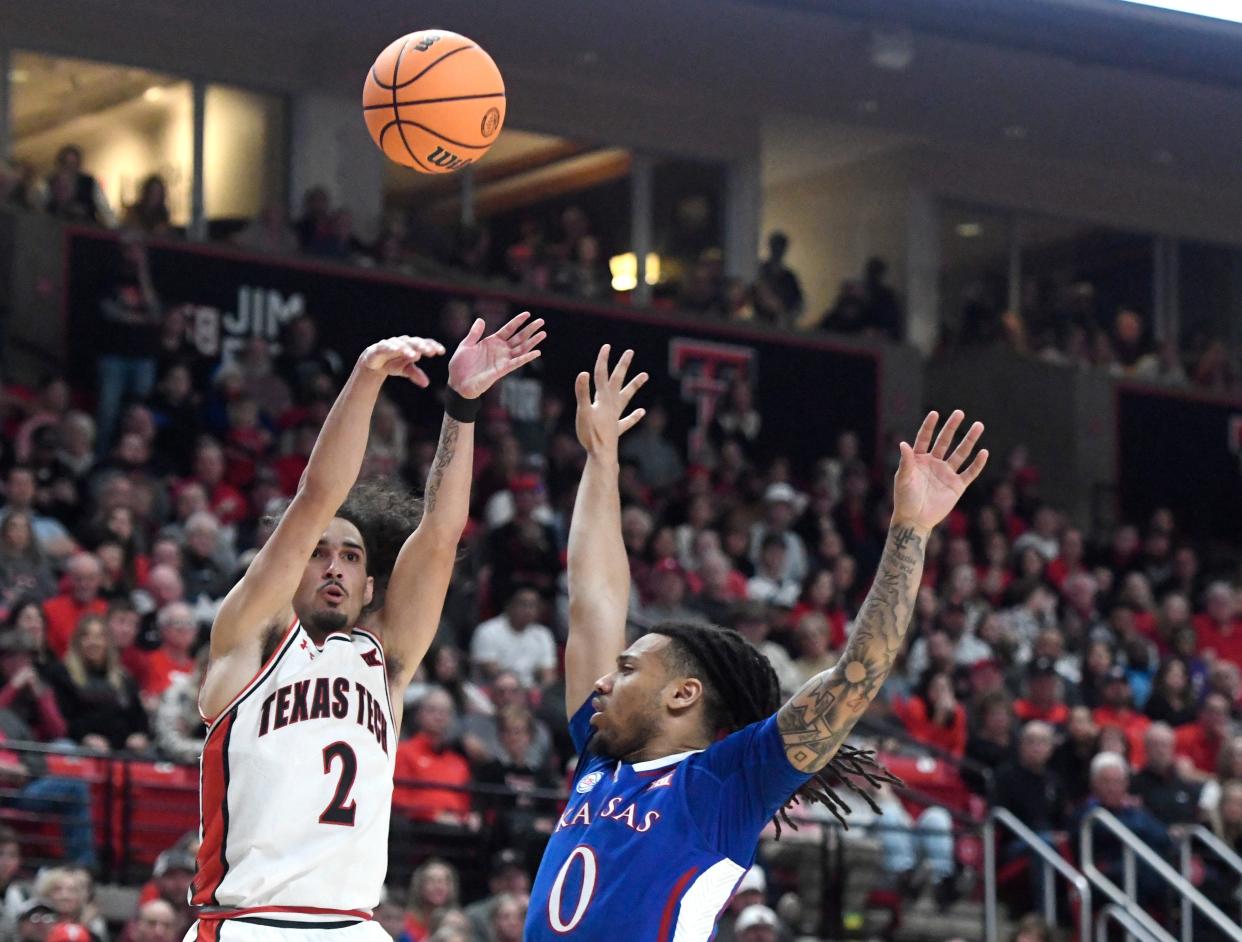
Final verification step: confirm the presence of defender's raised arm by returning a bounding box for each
[563,346,648,717]
[778,410,988,772]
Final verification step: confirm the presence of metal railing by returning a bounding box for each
[1079,806,1242,942]
[1095,903,1170,942]
[1174,824,1242,942]
[984,806,1092,942]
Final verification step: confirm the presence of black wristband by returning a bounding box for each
[445,388,482,423]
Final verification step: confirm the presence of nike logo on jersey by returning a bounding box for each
[257,677,389,754]
[555,795,662,835]
[362,650,382,667]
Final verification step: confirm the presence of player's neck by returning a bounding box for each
[621,729,711,765]
[303,623,352,646]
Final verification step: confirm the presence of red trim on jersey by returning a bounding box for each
[196,906,372,921]
[194,918,220,942]
[201,615,300,726]
[194,710,234,906]
[657,866,700,942]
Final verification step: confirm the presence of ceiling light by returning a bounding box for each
[8,69,29,84]
[579,51,599,65]
[1152,149,1175,165]
[143,86,164,102]
[955,222,983,238]
[858,99,879,114]
[1003,125,1028,140]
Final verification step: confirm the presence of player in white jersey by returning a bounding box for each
[188,314,545,942]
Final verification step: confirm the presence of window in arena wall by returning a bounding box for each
[8,51,193,225]
[1178,241,1242,364]
[383,126,633,302]
[1019,215,1154,353]
[203,85,288,232]
[650,157,726,304]
[937,202,1014,346]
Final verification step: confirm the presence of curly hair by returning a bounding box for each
[652,621,902,836]
[334,480,423,610]
[266,480,423,612]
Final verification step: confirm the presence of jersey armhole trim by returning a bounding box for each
[201,616,300,730]
[352,627,398,736]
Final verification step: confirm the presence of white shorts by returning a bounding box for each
[184,918,390,942]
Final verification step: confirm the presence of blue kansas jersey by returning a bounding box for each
[525,697,811,941]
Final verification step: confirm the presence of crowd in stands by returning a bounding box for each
[10,142,1242,391]
[0,146,901,341]
[947,275,1240,395]
[1,145,1241,942]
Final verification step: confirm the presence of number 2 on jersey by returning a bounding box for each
[319,741,358,826]
[547,845,598,932]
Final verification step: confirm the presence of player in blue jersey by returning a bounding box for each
[525,346,990,941]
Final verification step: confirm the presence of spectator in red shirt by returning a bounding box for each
[1093,665,1151,768]
[183,438,246,526]
[1175,693,1233,782]
[1014,657,1069,726]
[0,632,68,740]
[1194,582,1242,667]
[394,688,474,826]
[1045,527,1086,591]
[42,553,107,657]
[141,603,196,700]
[787,568,846,649]
[105,600,148,687]
[901,669,968,757]
[272,422,317,496]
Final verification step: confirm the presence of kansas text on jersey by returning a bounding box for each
[194,620,396,921]
[525,698,812,941]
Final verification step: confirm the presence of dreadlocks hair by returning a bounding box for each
[265,479,423,612]
[651,621,903,837]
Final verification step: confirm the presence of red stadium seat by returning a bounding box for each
[113,761,199,873]
[881,754,972,816]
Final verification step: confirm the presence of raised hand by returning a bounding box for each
[359,335,447,388]
[574,345,648,456]
[448,312,546,398]
[893,410,989,533]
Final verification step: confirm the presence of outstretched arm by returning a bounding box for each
[201,335,444,717]
[378,313,545,689]
[564,346,647,717]
[778,410,988,772]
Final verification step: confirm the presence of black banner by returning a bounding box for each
[1116,385,1242,541]
[66,230,878,471]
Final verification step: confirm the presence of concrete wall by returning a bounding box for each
[925,350,1118,529]
[761,151,915,328]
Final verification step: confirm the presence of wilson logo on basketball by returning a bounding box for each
[426,146,472,171]
[413,35,440,53]
[481,107,501,137]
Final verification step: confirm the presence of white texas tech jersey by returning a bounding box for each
[193,620,396,920]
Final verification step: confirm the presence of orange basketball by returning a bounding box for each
[362,30,506,174]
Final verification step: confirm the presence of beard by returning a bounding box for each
[589,703,661,761]
[302,608,349,637]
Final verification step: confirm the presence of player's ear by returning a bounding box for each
[363,575,375,608]
[667,676,704,713]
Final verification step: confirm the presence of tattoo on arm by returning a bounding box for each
[424,417,460,514]
[778,524,925,772]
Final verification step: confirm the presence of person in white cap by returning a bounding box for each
[734,904,782,942]
[749,483,808,584]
